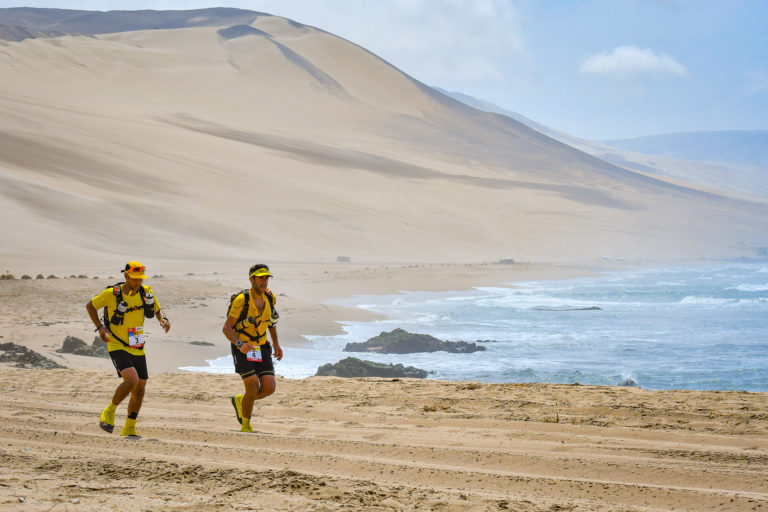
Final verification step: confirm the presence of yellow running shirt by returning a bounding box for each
[91,284,161,355]
[228,289,277,346]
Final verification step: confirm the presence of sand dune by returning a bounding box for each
[438,88,768,201]
[1,13,767,269]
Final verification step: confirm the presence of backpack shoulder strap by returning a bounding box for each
[103,282,130,347]
[265,289,278,325]
[107,282,124,301]
[236,289,250,324]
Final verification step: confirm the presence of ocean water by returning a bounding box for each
[182,263,768,391]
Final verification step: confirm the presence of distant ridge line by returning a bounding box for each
[0,7,268,41]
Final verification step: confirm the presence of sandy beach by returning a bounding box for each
[1,368,767,511]
[2,8,768,511]
[1,261,767,511]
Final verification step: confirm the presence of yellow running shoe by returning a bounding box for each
[240,417,252,433]
[99,405,115,433]
[231,394,243,425]
[120,425,141,438]
[120,418,141,438]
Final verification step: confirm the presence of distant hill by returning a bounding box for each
[436,88,768,198]
[0,7,266,40]
[432,88,570,142]
[603,131,768,168]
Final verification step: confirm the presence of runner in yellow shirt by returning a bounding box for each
[86,261,170,437]
[223,264,283,432]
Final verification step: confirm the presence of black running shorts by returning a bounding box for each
[231,342,274,379]
[109,350,149,380]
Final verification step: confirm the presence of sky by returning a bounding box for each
[1,0,766,140]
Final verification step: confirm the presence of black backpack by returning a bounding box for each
[102,282,154,347]
[226,288,277,342]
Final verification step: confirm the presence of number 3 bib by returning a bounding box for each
[128,326,145,348]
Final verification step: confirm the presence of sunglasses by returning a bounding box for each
[126,265,145,273]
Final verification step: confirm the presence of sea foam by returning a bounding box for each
[184,263,768,391]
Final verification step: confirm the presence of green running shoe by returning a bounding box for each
[99,405,115,433]
[231,394,243,425]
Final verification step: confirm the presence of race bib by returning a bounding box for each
[246,347,262,362]
[128,326,145,348]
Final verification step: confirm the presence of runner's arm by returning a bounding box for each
[223,315,252,353]
[155,309,170,332]
[86,300,110,342]
[269,326,282,360]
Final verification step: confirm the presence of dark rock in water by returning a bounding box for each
[0,342,66,369]
[87,337,110,357]
[344,328,485,354]
[618,379,638,387]
[57,335,109,358]
[315,357,428,378]
[59,336,86,353]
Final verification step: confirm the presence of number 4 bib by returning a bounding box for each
[246,346,262,362]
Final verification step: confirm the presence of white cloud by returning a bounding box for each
[254,0,526,87]
[579,45,688,78]
[378,0,526,84]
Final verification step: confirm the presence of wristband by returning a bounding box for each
[94,324,104,331]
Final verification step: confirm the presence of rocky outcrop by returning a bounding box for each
[0,342,66,369]
[344,328,485,354]
[57,336,109,358]
[315,357,428,378]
